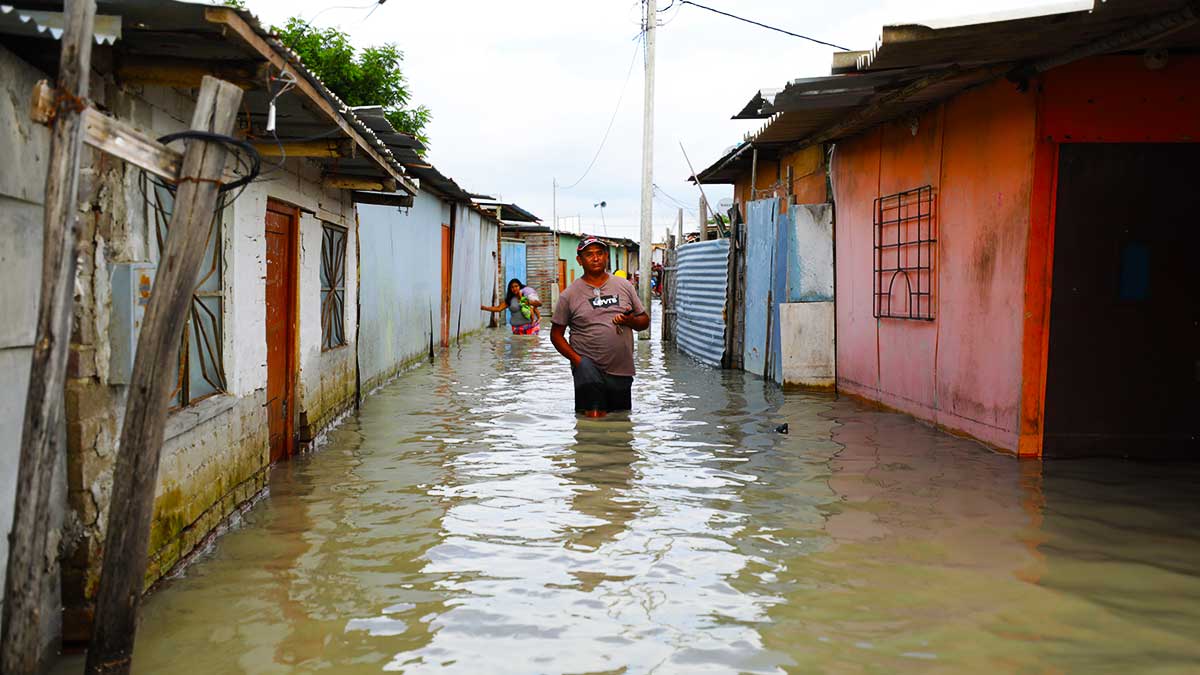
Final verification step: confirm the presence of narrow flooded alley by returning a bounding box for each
[53,321,1200,674]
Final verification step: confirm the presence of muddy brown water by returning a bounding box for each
[54,321,1200,673]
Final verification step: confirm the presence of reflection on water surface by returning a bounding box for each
[54,324,1200,673]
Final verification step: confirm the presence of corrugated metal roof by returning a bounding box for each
[0,1,418,195]
[474,200,540,223]
[698,0,1200,181]
[855,0,1197,73]
[349,106,489,203]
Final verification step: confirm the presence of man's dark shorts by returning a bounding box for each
[572,359,633,413]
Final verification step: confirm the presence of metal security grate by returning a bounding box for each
[874,185,936,320]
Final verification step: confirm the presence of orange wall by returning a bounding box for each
[834,78,1038,451]
[835,54,1200,454]
[1017,54,1200,456]
[732,146,827,210]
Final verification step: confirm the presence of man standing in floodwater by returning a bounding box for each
[551,235,650,417]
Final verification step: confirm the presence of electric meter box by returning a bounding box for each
[109,262,156,384]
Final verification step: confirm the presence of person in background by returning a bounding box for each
[482,278,542,335]
[551,236,650,417]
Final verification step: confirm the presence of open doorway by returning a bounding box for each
[1043,144,1200,458]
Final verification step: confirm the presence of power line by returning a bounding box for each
[560,33,644,190]
[652,183,696,213]
[675,1,850,51]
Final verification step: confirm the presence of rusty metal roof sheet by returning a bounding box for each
[698,0,1200,183]
[1,1,417,195]
[855,0,1198,73]
[475,200,540,223]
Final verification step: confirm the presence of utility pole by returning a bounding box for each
[552,177,557,233]
[637,0,656,340]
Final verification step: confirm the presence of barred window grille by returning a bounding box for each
[151,182,227,407]
[321,223,347,350]
[873,185,936,320]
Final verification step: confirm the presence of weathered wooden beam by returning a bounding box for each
[251,138,354,158]
[1,2,97,672]
[33,82,243,185]
[115,55,270,90]
[86,76,244,675]
[82,107,182,182]
[351,190,414,208]
[204,6,417,195]
[323,173,396,192]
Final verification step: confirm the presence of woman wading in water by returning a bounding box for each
[482,278,543,335]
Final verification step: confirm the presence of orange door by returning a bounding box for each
[557,259,567,292]
[440,225,453,347]
[265,202,297,462]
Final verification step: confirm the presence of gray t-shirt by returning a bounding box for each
[551,275,645,377]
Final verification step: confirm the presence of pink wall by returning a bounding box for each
[833,79,1037,451]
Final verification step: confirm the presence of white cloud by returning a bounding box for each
[240,0,1073,239]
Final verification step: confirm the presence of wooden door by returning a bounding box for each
[265,201,297,462]
[440,225,453,347]
[557,259,567,292]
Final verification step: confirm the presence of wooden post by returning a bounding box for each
[1,2,97,672]
[85,76,243,675]
[723,213,740,369]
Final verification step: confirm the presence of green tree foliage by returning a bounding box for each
[273,17,431,146]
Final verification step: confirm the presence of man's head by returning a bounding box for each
[576,235,609,275]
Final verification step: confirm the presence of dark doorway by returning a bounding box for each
[1044,144,1200,458]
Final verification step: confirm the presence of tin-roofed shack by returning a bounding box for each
[693,0,1200,458]
[0,0,422,645]
[354,108,517,390]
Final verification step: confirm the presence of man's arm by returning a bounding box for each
[550,323,582,366]
[613,312,650,331]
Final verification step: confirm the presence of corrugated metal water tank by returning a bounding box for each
[674,239,730,367]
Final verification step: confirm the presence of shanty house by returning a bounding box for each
[707,0,1200,458]
[354,108,508,389]
[0,0,420,645]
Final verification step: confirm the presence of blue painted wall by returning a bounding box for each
[743,199,777,377]
[501,239,527,325]
[358,190,499,389]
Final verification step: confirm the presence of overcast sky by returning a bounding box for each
[238,0,1072,240]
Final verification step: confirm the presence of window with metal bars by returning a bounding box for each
[321,223,348,350]
[873,185,936,320]
[151,182,227,408]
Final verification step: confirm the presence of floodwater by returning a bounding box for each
[57,317,1200,674]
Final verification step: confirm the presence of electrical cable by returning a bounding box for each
[653,183,697,213]
[559,32,644,190]
[675,1,850,51]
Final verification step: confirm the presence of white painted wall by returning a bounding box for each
[788,203,835,302]
[449,204,500,338]
[358,195,501,390]
[779,301,835,388]
[357,190,446,388]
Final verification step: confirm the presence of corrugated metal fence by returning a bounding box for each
[674,239,730,367]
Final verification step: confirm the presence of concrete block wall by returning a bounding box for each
[48,71,361,639]
[779,302,835,389]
